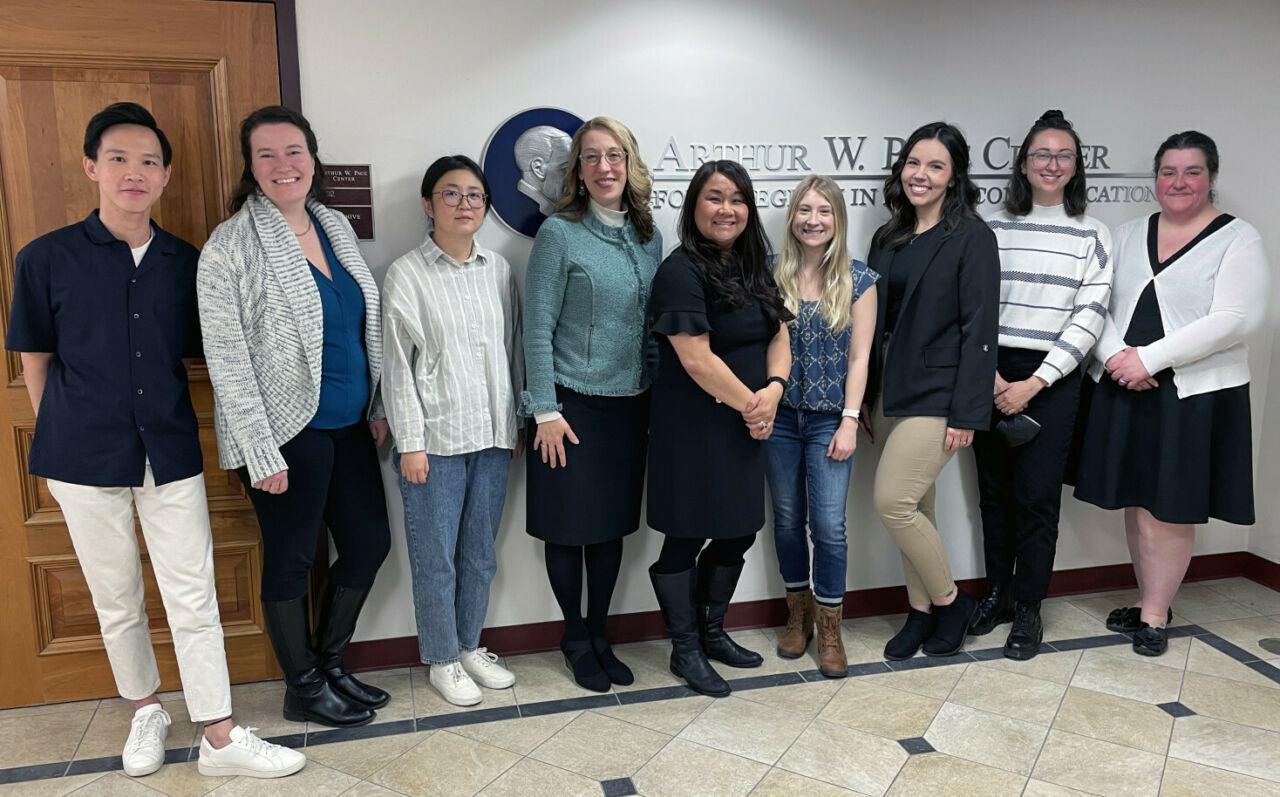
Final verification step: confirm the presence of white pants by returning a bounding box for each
[46,467,232,722]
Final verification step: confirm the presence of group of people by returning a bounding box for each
[6,100,1265,779]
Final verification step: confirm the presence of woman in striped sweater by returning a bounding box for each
[970,110,1113,659]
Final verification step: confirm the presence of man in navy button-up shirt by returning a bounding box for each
[5,102,304,780]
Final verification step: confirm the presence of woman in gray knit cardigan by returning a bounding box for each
[197,106,390,729]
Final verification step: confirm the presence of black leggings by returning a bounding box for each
[653,533,756,575]
[238,423,391,602]
[544,540,624,640]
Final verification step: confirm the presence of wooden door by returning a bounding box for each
[0,0,283,708]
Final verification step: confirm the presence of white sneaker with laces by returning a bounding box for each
[122,704,170,777]
[460,647,516,689]
[197,725,306,778]
[429,661,482,706]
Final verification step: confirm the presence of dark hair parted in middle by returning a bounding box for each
[678,160,789,329]
[229,105,328,213]
[1005,110,1089,217]
[877,121,981,250]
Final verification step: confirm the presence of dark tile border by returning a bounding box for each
[601,776,638,796]
[6,625,1280,787]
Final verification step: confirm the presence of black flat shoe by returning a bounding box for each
[1105,606,1173,634]
[1132,623,1168,656]
[561,638,610,692]
[590,636,634,686]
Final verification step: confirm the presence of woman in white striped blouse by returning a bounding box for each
[382,155,524,707]
[970,111,1113,660]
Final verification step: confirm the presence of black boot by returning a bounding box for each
[262,597,375,728]
[650,566,730,697]
[697,560,763,668]
[884,609,934,660]
[968,583,1015,636]
[1003,601,1043,660]
[922,588,977,657]
[316,584,391,708]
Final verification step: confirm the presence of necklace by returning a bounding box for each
[290,215,313,237]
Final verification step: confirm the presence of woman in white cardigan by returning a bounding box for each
[198,106,390,727]
[1074,130,1268,657]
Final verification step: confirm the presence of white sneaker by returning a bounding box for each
[429,661,482,706]
[122,704,170,777]
[197,726,306,778]
[460,648,516,689]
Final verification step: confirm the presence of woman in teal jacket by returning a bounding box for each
[521,116,662,692]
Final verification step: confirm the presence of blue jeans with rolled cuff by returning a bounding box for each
[764,407,854,607]
[395,447,511,665]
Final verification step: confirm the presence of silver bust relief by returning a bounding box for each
[514,125,572,216]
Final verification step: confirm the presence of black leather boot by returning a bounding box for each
[922,588,977,657]
[650,566,730,697]
[1003,601,1043,660]
[697,560,763,668]
[262,596,375,728]
[316,584,391,708]
[884,609,935,660]
[968,583,1015,636]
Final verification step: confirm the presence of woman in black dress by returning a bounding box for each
[1075,131,1267,656]
[647,160,792,697]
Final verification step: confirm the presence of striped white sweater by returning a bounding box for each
[985,204,1113,385]
[197,193,383,482]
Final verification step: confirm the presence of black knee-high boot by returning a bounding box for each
[697,560,763,668]
[262,596,375,727]
[649,566,730,697]
[316,584,391,708]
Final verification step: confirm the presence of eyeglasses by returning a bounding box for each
[434,190,487,208]
[1026,150,1078,167]
[580,150,625,167]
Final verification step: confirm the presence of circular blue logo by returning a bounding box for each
[481,108,584,239]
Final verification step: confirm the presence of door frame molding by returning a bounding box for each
[211,0,301,110]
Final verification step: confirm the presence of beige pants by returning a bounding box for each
[47,466,232,721]
[871,403,958,606]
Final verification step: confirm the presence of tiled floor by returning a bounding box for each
[3,577,1280,796]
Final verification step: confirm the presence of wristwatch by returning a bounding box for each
[841,408,861,420]
[766,376,788,391]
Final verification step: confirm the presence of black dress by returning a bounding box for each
[647,250,776,538]
[1074,214,1254,525]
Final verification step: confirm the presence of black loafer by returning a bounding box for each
[1132,623,1168,656]
[1105,606,1173,634]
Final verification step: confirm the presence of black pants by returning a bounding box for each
[972,348,1081,602]
[238,423,391,602]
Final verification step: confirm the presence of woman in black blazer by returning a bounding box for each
[865,121,999,660]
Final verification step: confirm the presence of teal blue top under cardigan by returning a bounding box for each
[521,212,663,415]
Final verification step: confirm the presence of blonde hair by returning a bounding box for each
[555,116,656,243]
[776,175,852,331]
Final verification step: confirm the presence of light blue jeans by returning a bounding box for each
[764,407,853,606]
[395,447,510,665]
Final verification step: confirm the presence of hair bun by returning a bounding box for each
[1039,109,1065,122]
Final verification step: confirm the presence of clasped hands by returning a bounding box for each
[1104,347,1158,391]
[743,383,782,440]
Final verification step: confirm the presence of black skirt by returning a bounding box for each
[525,385,649,545]
[1073,374,1254,525]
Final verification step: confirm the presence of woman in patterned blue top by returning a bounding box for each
[765,175,878,677]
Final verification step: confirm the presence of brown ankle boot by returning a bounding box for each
[776,589,814,658]
[815,601,847,678]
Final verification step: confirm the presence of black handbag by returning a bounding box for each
[995,413,1041,447]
